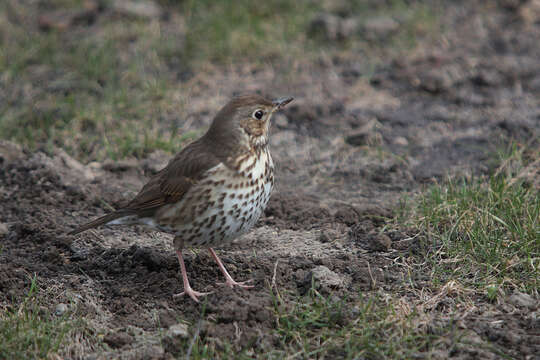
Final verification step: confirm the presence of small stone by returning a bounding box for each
[162,323,189,353]
[509,292,537,309]
[393,136,408,146]
[167,323,189,339]
[55,303,68,316]
[305,265,346,293]
[369,234,392,252]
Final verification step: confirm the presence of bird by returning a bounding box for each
[69,94,294,302]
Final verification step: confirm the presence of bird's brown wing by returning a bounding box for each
[68,139,219,235]
[124,139,220,214]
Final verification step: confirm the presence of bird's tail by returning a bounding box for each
[68,210,134,235]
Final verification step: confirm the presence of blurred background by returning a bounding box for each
[1,0,443,161]
[3,0,538,192]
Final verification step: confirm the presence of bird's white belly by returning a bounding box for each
[158,149,274,247]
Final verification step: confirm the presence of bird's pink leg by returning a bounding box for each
[173,250,211,302]
[208,248,254,289]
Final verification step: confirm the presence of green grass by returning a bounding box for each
[0,4,196,161]
[399,146,539,298]
[271,289,436,359]
[0,277,93,360]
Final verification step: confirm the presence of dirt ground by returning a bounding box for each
[1,1,539,359]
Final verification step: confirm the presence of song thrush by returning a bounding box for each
[69,94,293,302]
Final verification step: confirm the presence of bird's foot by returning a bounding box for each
[208,248,255,290]
[218,278,254,289]
[173,287,212,303]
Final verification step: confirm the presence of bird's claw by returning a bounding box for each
[218,278,254,289]
[173,289,212,303]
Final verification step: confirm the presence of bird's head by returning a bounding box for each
[205,94,293,152]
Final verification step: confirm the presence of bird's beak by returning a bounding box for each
[272,97,294,111]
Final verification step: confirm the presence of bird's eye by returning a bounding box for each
[252,109,264,120]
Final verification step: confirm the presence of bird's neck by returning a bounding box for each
[250,134,269,150]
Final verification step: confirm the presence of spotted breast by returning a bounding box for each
[152,148,274,247]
